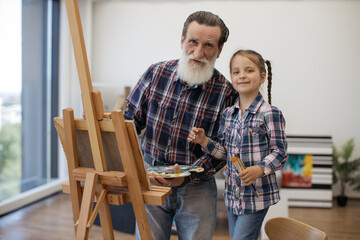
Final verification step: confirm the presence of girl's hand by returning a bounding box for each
[187,127,208,148]
[239,166,264,186]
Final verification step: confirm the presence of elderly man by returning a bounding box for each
[124,11,238,240]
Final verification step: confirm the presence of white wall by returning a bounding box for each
[59,0,360,197]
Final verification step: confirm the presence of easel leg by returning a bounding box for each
[111,111,153,240]
[96,185,115,240]
[62,108,82,236]
[76,172,98,240]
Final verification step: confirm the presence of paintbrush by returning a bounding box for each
[231,154,259,197]
[192,123,202,140]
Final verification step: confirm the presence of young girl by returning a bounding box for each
[188,49,287,240]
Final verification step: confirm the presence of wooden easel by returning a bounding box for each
[54,0,171,239]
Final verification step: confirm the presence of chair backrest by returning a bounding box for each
[265,217,328,240]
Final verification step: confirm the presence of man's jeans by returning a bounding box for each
[136,176,218,240]
[227,207,269,240]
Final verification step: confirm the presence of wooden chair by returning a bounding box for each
[264,217,328,240]
[55,1,171,239]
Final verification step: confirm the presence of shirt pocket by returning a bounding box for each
[243,121,267,140]
[148,99,174,144]
[149,99,174,121]
[242,122,269,163]
[247,122,266,134]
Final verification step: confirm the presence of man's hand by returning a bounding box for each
[187,127,208,148]
[148,163,185,187]
[149,176,185,187]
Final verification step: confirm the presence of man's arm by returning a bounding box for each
[188,110,229,183]
[123,65,154,133]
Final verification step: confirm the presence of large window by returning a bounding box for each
[0,0,60,213]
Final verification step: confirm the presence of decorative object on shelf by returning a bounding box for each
[332,138,360,207]
[282,154,313,188]
[282,135,333,208]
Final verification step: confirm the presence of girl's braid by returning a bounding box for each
[265,60,272,105]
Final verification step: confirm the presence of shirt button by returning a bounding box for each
[235,188,240,198]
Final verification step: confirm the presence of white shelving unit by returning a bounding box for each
[281,135,333,208]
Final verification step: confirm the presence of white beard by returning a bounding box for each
[177,49,217,86]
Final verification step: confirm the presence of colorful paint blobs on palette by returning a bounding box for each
[146,165,204,178]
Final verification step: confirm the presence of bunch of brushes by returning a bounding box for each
[230,153,259,197]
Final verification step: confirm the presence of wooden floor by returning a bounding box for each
[0,192,359,240]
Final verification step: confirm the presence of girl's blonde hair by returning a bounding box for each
[230,49,272,104]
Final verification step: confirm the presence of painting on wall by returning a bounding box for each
[282,154,313,188]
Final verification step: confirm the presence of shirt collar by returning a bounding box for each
[247,92,265,114]
[233,92,265,114]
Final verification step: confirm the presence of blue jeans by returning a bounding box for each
[227,207,269,240]
[136,176,217,240]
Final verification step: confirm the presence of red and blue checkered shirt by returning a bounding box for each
[124,60,238,182]
[204,93,288,214]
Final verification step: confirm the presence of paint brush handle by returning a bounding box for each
[231,156,260,197]
[250,182,259,197]
[192,123,202,139]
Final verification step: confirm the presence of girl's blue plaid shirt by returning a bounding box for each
[204,93,288,215]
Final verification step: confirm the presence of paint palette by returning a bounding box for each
[146,165,204,178]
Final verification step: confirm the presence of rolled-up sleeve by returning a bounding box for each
[258,107,288,175]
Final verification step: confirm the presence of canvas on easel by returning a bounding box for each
[54,0,171,239]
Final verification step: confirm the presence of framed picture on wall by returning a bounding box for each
[282,154,313,188]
